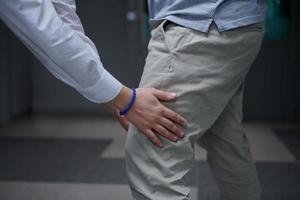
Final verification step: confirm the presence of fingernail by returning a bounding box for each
[179,131,185,137]
[183,121,188,127]
[173,137,178,141]
[170,93,176,97]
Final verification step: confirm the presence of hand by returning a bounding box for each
[105,86,187,148]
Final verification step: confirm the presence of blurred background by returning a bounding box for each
[0,0,299,200]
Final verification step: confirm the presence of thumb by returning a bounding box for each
[117,115,129,131]
[152,88,177,101]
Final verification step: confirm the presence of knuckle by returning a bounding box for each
[145,129,152,135]
[166,120,172,127]
[144,128,151,134]
[164,131,172,138]
[154,115,160,122]
[174,114,179,120]
[144,121,152,128]
[179,116,184,122]
[148,134,156,141]
[158,108,164,116]
[159,117,165,123]
[161,129,168,136]
[157,116,164,123]
[171,124,177,131]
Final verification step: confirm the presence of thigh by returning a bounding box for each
[126,21,264,200]
[155,22,265,140]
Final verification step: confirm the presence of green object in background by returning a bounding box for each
[265,0,290,40]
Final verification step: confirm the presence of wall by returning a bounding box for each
[244,1,299,120]
[291,1,300,120]
[0,21,32,124]
[9,34,32,115]
[0,22,11,123]
[244,40,295,120]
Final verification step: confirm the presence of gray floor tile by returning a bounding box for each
[243,123,296,162]
[273,129,300,161]
[0,137,111,182]
[257,162,300,200]
[0,182,132,200]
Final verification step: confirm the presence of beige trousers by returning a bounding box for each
[125,20,264,200]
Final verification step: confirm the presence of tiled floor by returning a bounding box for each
[0,115,299,200]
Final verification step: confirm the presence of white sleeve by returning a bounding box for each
[0,0,123,103]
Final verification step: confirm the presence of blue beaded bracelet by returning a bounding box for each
[119,88,136,116]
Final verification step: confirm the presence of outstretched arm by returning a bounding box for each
[0,0,187,147]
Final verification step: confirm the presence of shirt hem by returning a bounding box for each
[150,15,265,33]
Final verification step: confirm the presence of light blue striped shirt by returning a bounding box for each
[148,0,267,32]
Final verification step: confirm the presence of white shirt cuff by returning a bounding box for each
[77,70,123,103]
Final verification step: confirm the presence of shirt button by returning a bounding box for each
[167,65,175,72]
[185,35,192,42]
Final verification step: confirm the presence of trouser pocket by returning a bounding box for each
[158,20,191,52]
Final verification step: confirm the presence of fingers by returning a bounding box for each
[152,88,176,101]
[153,124,179,142]
[163,107,187,128]
[151,88,187,127]
[160,117,184,138]
[144,129,164,148]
